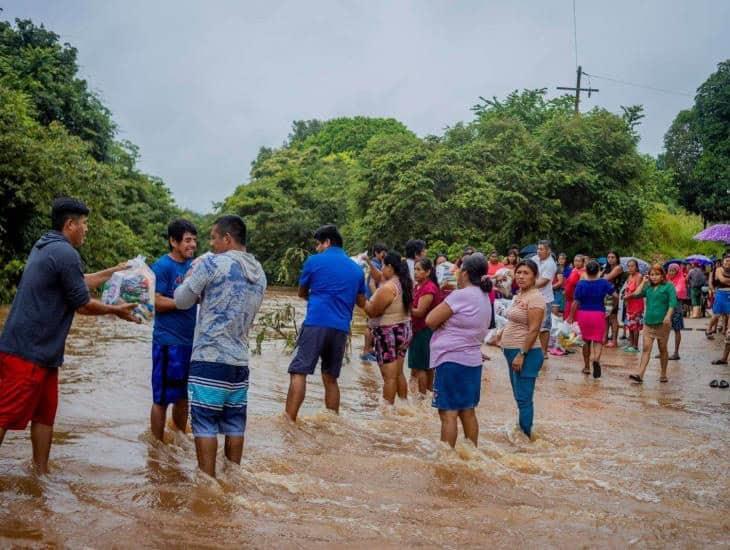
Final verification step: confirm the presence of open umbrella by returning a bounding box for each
[621,256,650,274]
[694,224,730,244]
[520,244,537,257]
[685,254,713,266]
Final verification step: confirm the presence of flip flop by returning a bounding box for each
[668,354,680,361]
[582,368,590,375]
[711,360,728,365]
[720,380,729,389]
[629,374,642,383]
[705,331,715,340]
[659,377,668,383]
[710,380,719,388]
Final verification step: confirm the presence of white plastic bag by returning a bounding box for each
[493,267,514,298]
[553,319,583,350]
[101,255,156,323]
[436,261,457,288]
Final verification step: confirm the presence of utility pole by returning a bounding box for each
[557,65,599,113]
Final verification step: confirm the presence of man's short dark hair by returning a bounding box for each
[373,243,388,254]
[51,197,90,231]
[167,219,197,250]
[538,239,552,249]
[405,239,426,259]
[313,224,343,247]
[213,215,246,245]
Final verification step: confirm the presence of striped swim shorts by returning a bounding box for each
[188,361,249,437]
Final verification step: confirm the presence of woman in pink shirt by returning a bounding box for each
[666,263,687,360]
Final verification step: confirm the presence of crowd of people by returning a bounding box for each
[1,199,728,478]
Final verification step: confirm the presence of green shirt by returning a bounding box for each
[638,282,678,325]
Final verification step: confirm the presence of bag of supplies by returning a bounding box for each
[101,255,156,323]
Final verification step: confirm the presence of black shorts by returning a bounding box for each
[288,326,348,378]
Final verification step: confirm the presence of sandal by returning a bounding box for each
[592,360,601,379]
[720,380,729,389]
[711,359,728,365]
[668,354,680,361]
[659,377,668,383]
[710,380,720,388]
[705,331,715,340]
[582,367,590,375]
[629,374,643,383]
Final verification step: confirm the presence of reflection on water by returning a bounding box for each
[1,289,729,547]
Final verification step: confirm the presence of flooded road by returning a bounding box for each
[1,288,729,548]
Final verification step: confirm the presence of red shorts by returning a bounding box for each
[0,352,58,430]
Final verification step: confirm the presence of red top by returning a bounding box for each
[624,273,645,315]
[412,279,440,333]
[487,262,505,276]
[564,267,585,301]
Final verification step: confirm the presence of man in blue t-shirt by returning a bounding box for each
[150,219,198,441]
[285,225,367,422]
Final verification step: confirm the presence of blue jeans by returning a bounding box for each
[503,348,544,437]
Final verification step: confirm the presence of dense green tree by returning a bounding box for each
[661,60,730,224]
[0,19,116,160]
[0,17,187,301]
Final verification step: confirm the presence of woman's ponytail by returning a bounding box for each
[461,253,491,294]
[478,275,493,293]
[383,252,413,309]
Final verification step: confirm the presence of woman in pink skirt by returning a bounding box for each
[567,260,619,378]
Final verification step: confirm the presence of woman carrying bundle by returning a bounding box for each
[364,252,413,404]
[426,253,492,448]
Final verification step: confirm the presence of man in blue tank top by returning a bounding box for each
[149,219,198,441]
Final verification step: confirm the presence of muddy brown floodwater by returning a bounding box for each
[0,288,729,548]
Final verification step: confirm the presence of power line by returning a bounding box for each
[582,72,694,98]
[572,0,578,70]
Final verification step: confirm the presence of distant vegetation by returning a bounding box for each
[0,18,210,302]
[0,17,726,299]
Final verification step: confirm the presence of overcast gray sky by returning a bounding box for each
[4,1,729,212]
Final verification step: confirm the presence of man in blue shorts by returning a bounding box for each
[284,225,367,422]
[174,215,266,477]
[149,219,198,441]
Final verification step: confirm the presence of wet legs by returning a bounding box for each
[438,408,478,447]
[150,399,188,441]
[30,422,52,474]
[285,373,307,422]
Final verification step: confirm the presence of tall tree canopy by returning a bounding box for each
[661,59,730,224]
[0,18,188,301]
[222,89,685,284]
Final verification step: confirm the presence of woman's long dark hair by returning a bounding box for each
[462,253,492,293]
[606,250,621,267]
[415,258,438,286]
[384,252,413,309]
